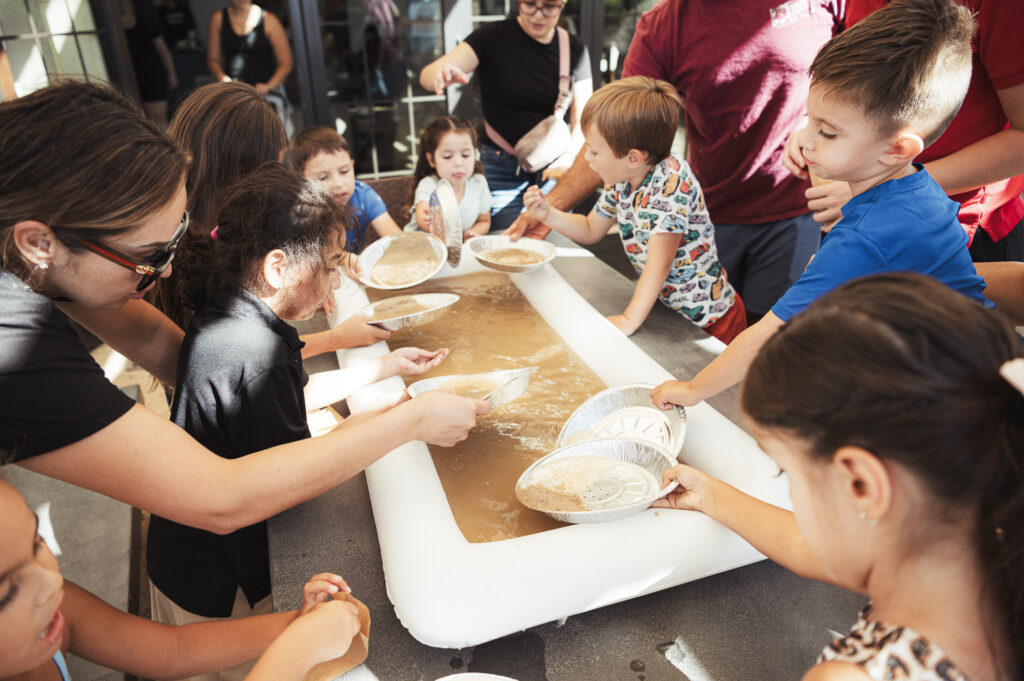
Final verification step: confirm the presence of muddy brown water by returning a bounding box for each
[370,271,607,542]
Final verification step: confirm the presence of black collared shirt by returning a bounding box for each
[146,288,308,617]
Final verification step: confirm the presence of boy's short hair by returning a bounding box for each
[290,125,350,173]
[810,0,974,147]
[580,76,682,162]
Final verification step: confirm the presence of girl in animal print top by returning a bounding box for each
[659,272,1024,681]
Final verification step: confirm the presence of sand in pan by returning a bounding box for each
[371,234,440,286]
[479,248,546,266]
[368,295,435,321]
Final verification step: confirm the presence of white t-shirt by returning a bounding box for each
[405,174,493,233]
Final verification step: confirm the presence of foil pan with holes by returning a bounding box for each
[556,383,686,461]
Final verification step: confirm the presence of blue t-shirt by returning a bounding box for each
[772,165,990,322]
[346,180,388,251]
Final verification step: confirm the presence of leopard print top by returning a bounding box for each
[818,607,971,681]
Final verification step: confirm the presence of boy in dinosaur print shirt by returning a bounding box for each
[524,77,744,342]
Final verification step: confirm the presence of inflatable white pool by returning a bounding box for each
[331,252,789,649]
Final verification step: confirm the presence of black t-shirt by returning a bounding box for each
[147,288,309,617]
[464,17,591,146]
[0,269,135,463]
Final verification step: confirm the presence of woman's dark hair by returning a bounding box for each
[183,163,349,311]
[742,272,1024,676]
[0,81,187,281]
[407,116,485,215]
[153,81,287,329]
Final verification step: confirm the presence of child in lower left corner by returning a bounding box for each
[524,76,745,342]
[291,125,403,252]
[405,115,493,239]
[0,476,361,681]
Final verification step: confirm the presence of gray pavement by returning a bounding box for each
[270,235,866,681]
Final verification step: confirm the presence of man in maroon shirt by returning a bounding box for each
[508,0,844,323]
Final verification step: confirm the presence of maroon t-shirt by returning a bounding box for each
[623,0,843,224]
[846,0,1024,243]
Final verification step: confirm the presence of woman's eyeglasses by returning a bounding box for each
[78,211,190,292]
[519,0,564,17]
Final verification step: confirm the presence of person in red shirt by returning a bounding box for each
[508,0,844,324]
[784,0,1024,262]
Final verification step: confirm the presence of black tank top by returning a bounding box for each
[220,6,276,85]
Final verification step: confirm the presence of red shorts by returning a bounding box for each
[703,294,746,344]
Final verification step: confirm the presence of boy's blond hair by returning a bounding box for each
[290,125,350,174]
[810,0,974,147]
[580,76,682,162]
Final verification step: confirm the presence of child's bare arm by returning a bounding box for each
[63,581,295,679]
[652,312,785,407]
[465,213,491,239]
[609,232,681,335]
[655,465,842,588]
[370,213,403,237]
[300,315,392,358]
[65,575,354,681]
[523,185,611,245]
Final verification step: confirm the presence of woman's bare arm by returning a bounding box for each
[20,392,488,534]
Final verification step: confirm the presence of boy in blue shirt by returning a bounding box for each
[291,126,403,251]
[653,0,990,408]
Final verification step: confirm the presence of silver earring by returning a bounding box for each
[858,511,877,526]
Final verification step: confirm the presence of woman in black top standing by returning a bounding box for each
[0,81,487,536]
[207,1,293,129]
[419,1,593,231]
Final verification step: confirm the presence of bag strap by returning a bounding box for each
[553,27,572,118]
[484,27,572,153]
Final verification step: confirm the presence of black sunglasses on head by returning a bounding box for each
[77,211,190,292]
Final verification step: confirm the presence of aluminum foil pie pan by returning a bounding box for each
[515,438,678,524]
[357,233,448,290]
[556,383,686,460]
[467,235,556,273]
[407,366,538,410]
[357,293,459,331]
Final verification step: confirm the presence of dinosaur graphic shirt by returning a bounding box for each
[595,153,736,327]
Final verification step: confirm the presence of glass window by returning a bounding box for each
[3,38,48,96]
[0,0,32,35]
[0,0,109,98]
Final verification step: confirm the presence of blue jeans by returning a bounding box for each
[480,144,556,232]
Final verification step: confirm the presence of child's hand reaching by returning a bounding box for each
[523,185,551,223]
[300,572,352,615]
[651,379,704,409]
[330,314,392,349]
[384,347,449,377]
[653,463,714,511]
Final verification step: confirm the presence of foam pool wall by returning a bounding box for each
[330,252,790,648]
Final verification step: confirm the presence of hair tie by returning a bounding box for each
[210,225,220,240]
[999,359,1024,397]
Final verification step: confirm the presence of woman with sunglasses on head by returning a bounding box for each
[0,81,489,535]
[418,0,593,231]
